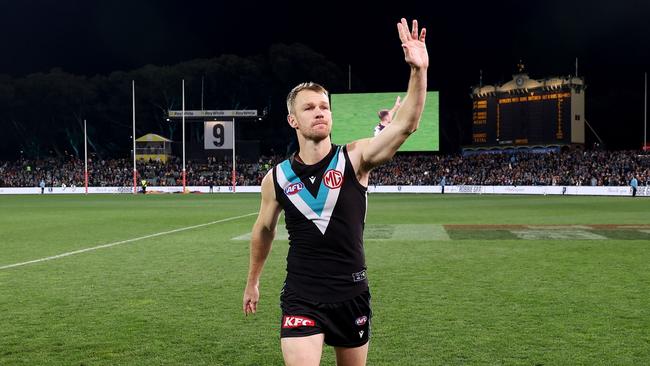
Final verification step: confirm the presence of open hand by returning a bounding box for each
[397,18,428,70]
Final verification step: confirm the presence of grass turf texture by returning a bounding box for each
[0,194,648,365]
[330,92,440,152]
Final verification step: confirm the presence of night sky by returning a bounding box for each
[1,0,649,150]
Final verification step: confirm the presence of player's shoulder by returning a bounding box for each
[261,168,274,182]
[262,157,291,186]
[345,138,373,175]
[346,138,373,155]
[260,169,277,201]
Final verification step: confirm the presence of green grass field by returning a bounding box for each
[1,194,649,365]
[331,92,439,151]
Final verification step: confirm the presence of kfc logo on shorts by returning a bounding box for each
[284,182,304,195]
[282,315,316,328]
[323,169,343,189]
[355,316,368,326]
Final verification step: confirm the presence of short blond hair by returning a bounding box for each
[286,82,329,114]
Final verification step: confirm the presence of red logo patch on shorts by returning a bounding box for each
[282,315,316,328]
[323,169,343,189]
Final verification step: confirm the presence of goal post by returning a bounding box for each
[167,109,257,192]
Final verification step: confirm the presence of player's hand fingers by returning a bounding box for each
[397,18,410,43]
[420,27,426,43]
[401,18,411,40]
[243,296,253,315]
[411,19,418,40]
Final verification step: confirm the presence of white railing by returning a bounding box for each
[1,185,647,197]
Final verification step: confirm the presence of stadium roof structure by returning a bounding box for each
[471,73,585,98]
[135,133,172,143]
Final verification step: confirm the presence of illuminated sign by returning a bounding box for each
[168,110,258,118]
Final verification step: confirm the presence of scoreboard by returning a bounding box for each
[471,74,585,147]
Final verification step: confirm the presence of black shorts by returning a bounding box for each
[280,284,372,348]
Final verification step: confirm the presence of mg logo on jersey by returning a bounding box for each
[282,315,316,328]
[284,182,304,195]
[355,316,368,326]
[323,169,343,189]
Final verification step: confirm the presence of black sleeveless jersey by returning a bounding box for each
[273,144,368,302]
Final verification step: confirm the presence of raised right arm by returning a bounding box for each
[243,169,282,315]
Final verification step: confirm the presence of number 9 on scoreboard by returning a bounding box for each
[204,121,233,150]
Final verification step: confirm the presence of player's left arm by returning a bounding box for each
[348,19,428,180]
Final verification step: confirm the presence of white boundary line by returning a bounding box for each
[0,212,257,271]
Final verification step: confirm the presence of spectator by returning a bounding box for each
[1,150,648,188]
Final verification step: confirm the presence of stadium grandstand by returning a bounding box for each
[2,149,648,188]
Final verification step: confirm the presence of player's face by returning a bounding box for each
[288,90,332,141]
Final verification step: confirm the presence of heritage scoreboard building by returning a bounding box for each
[470,72,585,147]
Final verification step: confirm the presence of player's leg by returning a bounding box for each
[334,342,369,366]
[280,284,325,366]
[281,334,324,366]
[326,289,372,366]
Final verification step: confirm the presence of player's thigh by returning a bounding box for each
[281,333,325,366]
[334,342,369,366]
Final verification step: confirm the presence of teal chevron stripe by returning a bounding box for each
[279,147,341,216]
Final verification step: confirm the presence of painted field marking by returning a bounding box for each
[232,224,450,241]
[0,212,258,271]
[442,224,650,240]
[526,225,593,230]
[511,229,608,240]
[232,226,289,241]
[390,224,451,241]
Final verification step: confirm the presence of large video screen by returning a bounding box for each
[472,92,572,146]
[331,92,439,151]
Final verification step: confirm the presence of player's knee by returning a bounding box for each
[281,336,323,366]
[282,348,321,366]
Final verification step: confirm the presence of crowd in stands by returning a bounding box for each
[373,149,649,186]
[1,149,648,188]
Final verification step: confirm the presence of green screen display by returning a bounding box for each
[330,92,439,151]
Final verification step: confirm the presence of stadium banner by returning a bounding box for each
[0,186,263,194]
[0,185,647,196]
[366,185,647,196]
[169,110,257,118]
[204,121,233,149]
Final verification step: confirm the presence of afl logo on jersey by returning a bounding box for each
[284,182,304,195]
[323,169,343,189]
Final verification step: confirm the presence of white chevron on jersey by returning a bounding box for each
[276,148,346,234]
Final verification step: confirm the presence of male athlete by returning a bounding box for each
[243,18,428,366]
[373,96,401,137]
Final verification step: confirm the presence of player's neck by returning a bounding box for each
[297,138,331,165]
